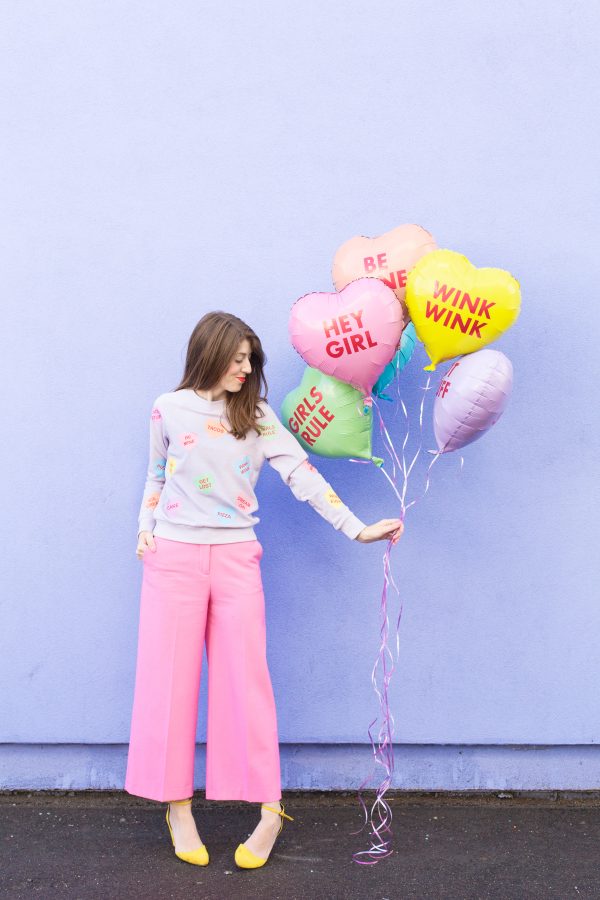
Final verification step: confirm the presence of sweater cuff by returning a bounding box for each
[138,517,155,537]
[340,514,367,541]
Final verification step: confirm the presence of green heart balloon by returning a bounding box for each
[281,367,382,465]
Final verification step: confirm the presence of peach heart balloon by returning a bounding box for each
[289,278,403,397]
[332,224,437,324]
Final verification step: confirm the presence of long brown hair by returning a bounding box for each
[174,311,268,439]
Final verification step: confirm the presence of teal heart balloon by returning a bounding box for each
[281,367,382,465]
[373,321,417,399]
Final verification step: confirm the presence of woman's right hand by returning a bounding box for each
[355,519,404,545]
[136,531,156,559]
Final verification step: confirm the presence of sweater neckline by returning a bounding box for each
[182,388,227,413]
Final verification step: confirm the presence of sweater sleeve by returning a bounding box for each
[137,399,169,536]
[258,402,366,540]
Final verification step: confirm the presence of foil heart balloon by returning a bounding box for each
[373,321,417,399]
[281,367,382,464]
[433,349,513,453]
[332,223,437,324]
[289,278,403,397]
[406,249,521,371]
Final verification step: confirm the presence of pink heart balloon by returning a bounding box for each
[289,278,403,396]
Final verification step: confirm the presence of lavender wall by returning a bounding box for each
[1,0,599,790]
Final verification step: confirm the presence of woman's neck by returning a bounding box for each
[194,388,226,402]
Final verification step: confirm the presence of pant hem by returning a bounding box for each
[124,784,193,803]
[204,793,282,802]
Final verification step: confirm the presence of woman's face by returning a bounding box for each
[217,339,253,395]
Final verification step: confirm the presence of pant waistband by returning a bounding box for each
[153,520,258,545]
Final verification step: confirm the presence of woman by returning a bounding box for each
[125,311,404,869]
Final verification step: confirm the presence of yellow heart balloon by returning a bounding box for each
[405,249,521,370]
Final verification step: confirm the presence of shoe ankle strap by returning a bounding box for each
[261,803,294,822]
[169,798,193,806]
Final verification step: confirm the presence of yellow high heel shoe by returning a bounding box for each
[234,802,294,869]
[165,798,209,866]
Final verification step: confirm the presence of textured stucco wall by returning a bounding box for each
[1,0,599,788]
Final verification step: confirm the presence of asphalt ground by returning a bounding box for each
[2,791,600,900]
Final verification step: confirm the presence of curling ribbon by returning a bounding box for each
[349,372,458,865]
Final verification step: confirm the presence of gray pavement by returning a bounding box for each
[1,791,600,900]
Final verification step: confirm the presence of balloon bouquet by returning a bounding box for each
[282,224,521,864]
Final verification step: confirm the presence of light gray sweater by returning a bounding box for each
[138,389,366,543]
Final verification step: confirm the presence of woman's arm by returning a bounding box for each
[259,403,402,543]
[137,399,169,537]
[284,458,366,540]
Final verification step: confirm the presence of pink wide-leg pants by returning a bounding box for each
[124,536,281,803]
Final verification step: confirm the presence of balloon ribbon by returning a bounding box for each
[348,373,446,864]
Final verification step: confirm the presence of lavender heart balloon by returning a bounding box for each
[433,349,513,453]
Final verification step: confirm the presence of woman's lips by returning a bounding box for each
[236,376,246,382]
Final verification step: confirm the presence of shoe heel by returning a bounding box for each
[235,803,294,870]
[165,799,209,867]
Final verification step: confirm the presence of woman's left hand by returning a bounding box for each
[356,519,404,545]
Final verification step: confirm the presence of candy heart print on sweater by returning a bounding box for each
[406,249,521,370]
[332,224,437,324]
[289,278,403,397]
